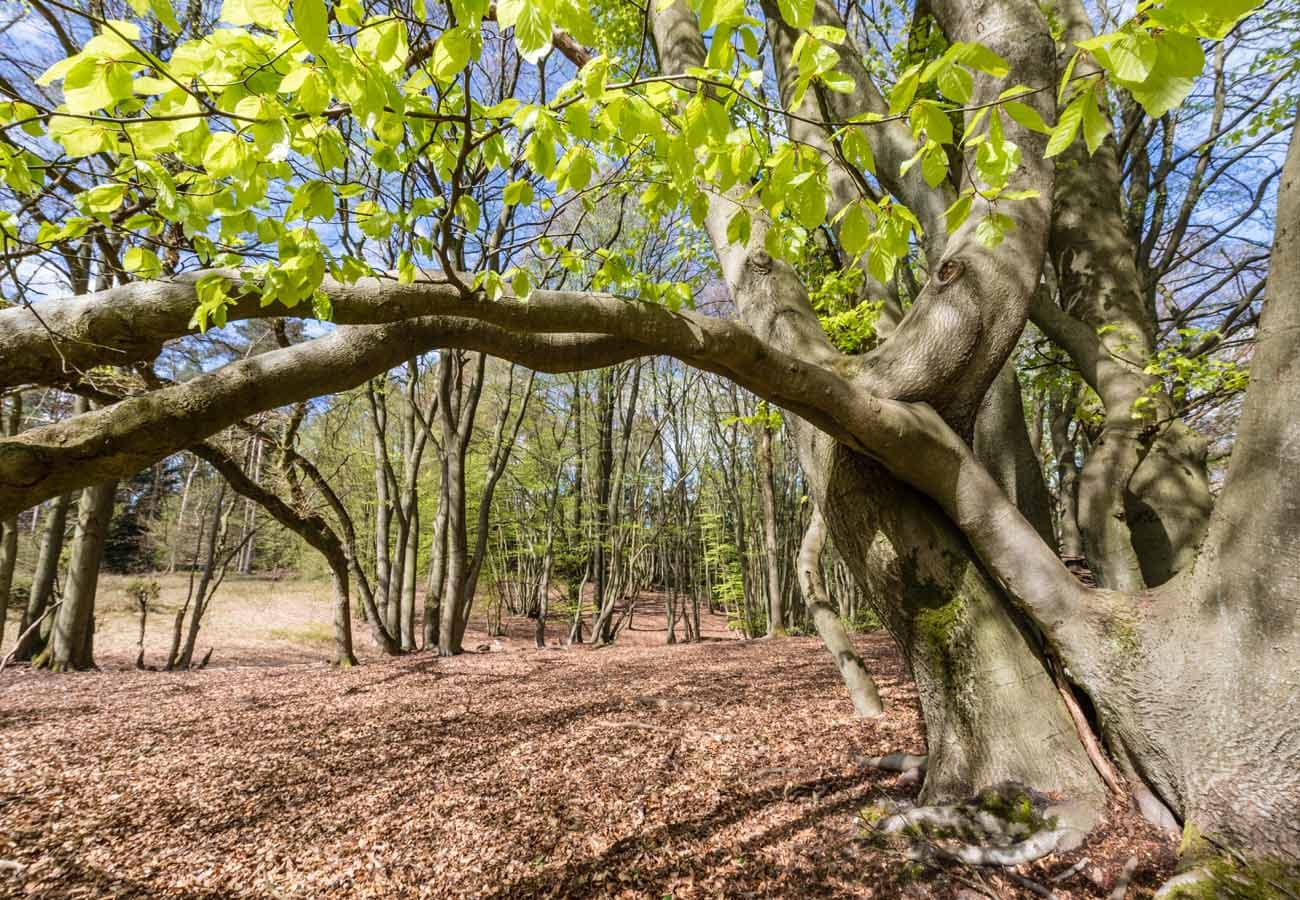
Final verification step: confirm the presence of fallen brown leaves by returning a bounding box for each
[0,619,1175,898]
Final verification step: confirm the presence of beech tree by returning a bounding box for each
[0,0,1296,865]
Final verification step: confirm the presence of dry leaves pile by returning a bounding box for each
[0,614,1175,898]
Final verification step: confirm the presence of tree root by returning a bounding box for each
[633,695,705,713]
[1153,868,1212,899]
[1050,857,1090,883]
[857,752,928,773]
[1108,855,1138,899]
[867,783,1078,868]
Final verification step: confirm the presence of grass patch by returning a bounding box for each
[268,623,336,645]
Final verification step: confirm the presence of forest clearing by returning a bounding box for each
[2,586,1176,899]
[2,0,1299,894]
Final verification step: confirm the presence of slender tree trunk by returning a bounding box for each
[400,501,418,650]
[236,436,262,574]
[0,392,19,648]
[1050,389,1086,561]
[0,515,14,651]
[798,504,883,717]
[168,457,200,574]
[591,368,615,643]
[757,419,784,637]
[367,379,393,622]
[14,491,72,661]
[423,469,449,648]
[177,482,230,669]
[36,478,116,672]
[437,355,471,656]
[330,561,358,667]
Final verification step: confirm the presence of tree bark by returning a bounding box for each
[798,505,883,717]
[13,491,72,661]
[0,392,20,649]
[757,419,785,637]
[37,478,115,672]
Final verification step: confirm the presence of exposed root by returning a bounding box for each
[633,695,705,713]
[1108,855,1138,899]
[1153,868,1213,898]
[857,752,928,773]
[1051,857,1091,883]
[867,783,1077,868]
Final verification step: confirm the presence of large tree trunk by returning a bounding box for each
[801,432,1104,815]
[1061,118,1300,858]
[36,478,116,672]
[1041,0,1213,590]
[653,0,1104,822]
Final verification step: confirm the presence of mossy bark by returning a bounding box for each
[801,433,1105,813]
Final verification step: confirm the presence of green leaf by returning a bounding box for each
[911,101,953,145]
[288,180,335,220]
[124,247,162,278]
[203,132,247,177]
[511,267,532,300]
[975,211,1015,247]
[888,65,921,116]
[298,70,330,115]
[456,194,481,231]
[953,42,1009,77]
[820,70,855,93]
[1156,30,1206,78]
[83,183,128,213]
[497,0,552,64]
[222,0,285,27]
[936,64,973,103]
[1003,101,1052,135]
[944,193,973,233]
[726,208,751,246]
[1058,50,1080,104]
[1127,73,1195,118]
[1156,0,1264,40]
[776,0,813,29]
[1045,93,1086,158]
[839,201,869,255]
[294,0,328,54]
[1105,33,1158,81]
[503,179,534,207]
[840,128,874,174]
[63,58,128,113]
[432,26,473,80]
[921,145,948,187]
[1081,84,1110,154]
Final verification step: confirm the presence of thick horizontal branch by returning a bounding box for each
[0,277,1108,665]
[0,270,839,389]
[0,306,869,516]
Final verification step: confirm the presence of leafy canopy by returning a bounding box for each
[0,0,1263,330]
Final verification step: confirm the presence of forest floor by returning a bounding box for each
[0,576,1177,898]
